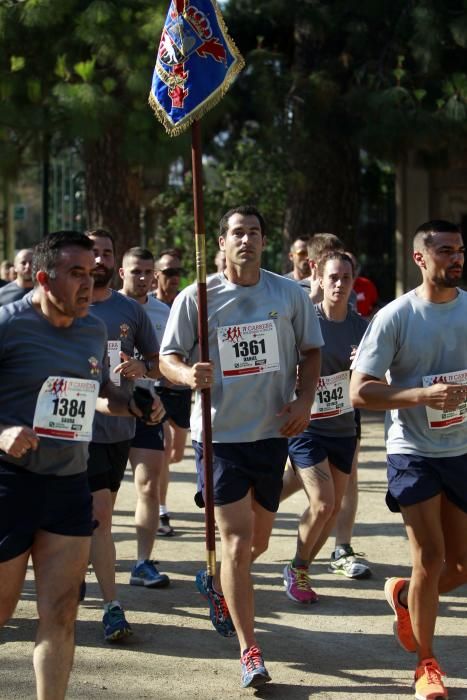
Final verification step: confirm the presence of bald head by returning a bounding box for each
[14,248,33,288]
[288,237,310,279]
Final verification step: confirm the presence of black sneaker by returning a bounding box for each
[157,513,175,537]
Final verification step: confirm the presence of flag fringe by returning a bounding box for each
[148,57,244,137]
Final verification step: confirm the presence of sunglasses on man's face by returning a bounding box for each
[160,268,183,278]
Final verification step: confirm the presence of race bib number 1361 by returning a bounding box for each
[217,320,280,380]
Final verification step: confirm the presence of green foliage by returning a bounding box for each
[1,0,466,265]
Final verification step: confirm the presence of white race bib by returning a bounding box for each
[108,340,121,386]
[217,320,280,381]
[33,376,99,441]
[423,369,467,429]
[310,371,352,420]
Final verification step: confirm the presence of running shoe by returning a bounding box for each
[129,560,170,588]
[102,604,133,643]
[414,657,447,700]
[283,563,318,604]
[240,646,271,688]
[384,577,416,653]
[157,513,175,537]
[195,569,236,637]
[328,545,372,579]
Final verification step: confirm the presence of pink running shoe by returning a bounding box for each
[283,563,318,604]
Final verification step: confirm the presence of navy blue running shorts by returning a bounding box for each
[386,453,467,514]
[288,431,357,475]
[0,460,93,562]
[131,420,164,451]
[193,438,289,513]
[87,440,132,493]
[156,387,192,429]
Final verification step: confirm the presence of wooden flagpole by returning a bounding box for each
[191,119,216,577]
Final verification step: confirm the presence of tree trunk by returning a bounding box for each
[283,10,360,258]
[83,125,141,262]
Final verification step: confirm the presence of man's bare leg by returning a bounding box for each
[168,420,188,464]
[33,531,90,700]
[401,496,445,662]
[0,549,30,626]
[398,494,467,662]
[334,442,359,546]
[279,462,303,502]
[90,488,117,603]
[215,492,275,653]
[129,447,164,560]
[438,494,467,592]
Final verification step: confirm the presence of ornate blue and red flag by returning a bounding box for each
[149,0,244,136]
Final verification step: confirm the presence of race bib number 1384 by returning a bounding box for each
[33,376,99,441]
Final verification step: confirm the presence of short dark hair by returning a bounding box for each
[32,231,93,280]
[413,220,461,250]
[86,227,116,253]
[307,233,344,262]
[158,247,183,261]
[219,205,266,238]
[122,247,154,266]
[317,251,355,277]
[289,237,309,253]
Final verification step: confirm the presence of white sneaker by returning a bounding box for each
[328,545,372,579]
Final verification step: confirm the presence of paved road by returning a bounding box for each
[1,413,466,699]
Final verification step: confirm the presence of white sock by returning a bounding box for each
[104,600,121,612]
[160,505,168,516]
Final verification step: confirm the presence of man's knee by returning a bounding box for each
[445,551,467,582]
[308,498,334,522]
[222,533,252,565]
[251,538,269,560]
[136,475,159,501]
[414,547,445,578]
[37,587,79,629]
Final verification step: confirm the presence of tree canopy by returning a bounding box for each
[1,0,466,276]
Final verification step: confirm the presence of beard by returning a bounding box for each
[93,265,114,288]
[433,269,463,288]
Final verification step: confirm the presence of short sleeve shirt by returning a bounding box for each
[352,289,467,456]
[90,290,158,443]
[161,270,323,443]
[0,295,108,475]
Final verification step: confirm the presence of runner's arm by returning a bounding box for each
[278,347,321,437]
[350,371,467,411]
[159,352,213,391]
[96,380,165,422]
[0,425,39,458]
[113,351,160,380]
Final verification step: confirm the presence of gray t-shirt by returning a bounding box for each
[283,272,311,290]
[140,294,189,392]
[309,303,368,437]
[90,290,158,443]
[0,294,108,476]
[141,294,170,345]
[0,281,30,306]
[160,270,324,443]
[352,289,467,457]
